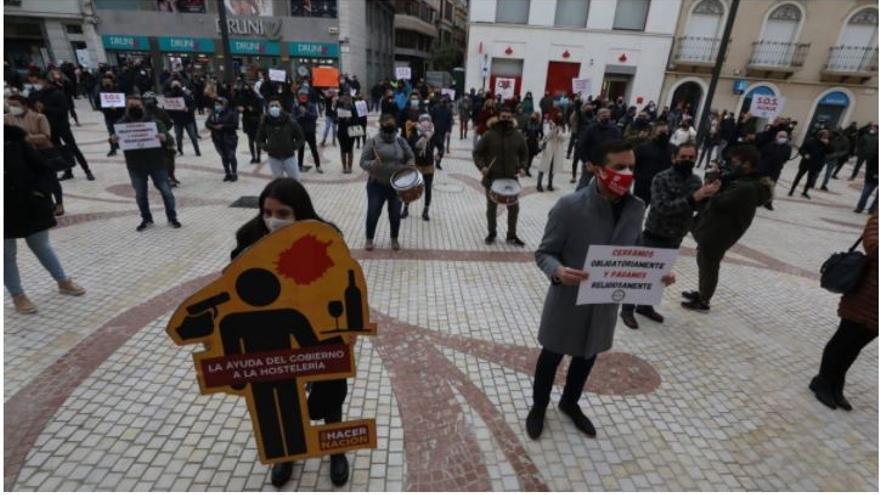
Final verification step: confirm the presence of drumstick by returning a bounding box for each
[486,157,497,171]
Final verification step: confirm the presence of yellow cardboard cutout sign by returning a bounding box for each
[166,220,377,464]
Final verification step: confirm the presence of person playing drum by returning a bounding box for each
[403,113,436,221]
[473,100,530,246]
[360,113,415,251]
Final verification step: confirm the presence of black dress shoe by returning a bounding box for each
[485,233,496,245]
[802,192,811,199]
[620,312,639,330]
[329,454,349,486]
[271,462,293,487]
[681,299,710,312]
[223,175,231,182]
[230,174,238,182]
[820,186,829,192]
[107,150,117,157]
[547,185,555,191]
[835,391,853,411]
[764,202,774,211]
[506,236,525,247]
[635,306,664,323]
[86,171,95,181]
[809,376,837,410]
[525,406,546,439]
[558,401,596,437]
[537,184,544,192]
[59,171,74,181]
[401,206,409,219]
[422,209,430,221]
[681,290,699,301]
[136,220,153,232]
[169,219,182,229]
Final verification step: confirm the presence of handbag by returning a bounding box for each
[820,235,868,294]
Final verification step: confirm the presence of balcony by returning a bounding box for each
[821,45,878,84]
[746,40,810,79]
[670,36,723,72]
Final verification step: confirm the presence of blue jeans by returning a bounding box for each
[267,155,300,180]
[856,181,878,213]
[5,230,67,296]
[127,165,178,223]
[322,116,337,144]
[365,179,401,240]
[821,160,839,189]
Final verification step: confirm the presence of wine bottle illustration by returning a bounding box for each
[344,270,363,331]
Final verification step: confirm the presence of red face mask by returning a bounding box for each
[598,167,634,197]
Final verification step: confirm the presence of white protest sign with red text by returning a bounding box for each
[577,245,678,306]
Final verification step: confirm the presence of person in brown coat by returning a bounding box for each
[810,212,878,410]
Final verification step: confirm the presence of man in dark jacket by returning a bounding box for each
[292,93,321,173]
[575,108,622,191]
[789,130,831,199]
[473,103,529,246]
[632,123,674,205]
[206,96,241,182]
[621,143,719,329]
[256,96,305,180]
[111,96,180,231]
[165,80,201,157]
[430,96,453,169]
[683,146,772,311]
[539,91,553,120]
[850,124,878,181]
[820,130,851,191]
[30,71,94,181]
[757,129,792,210]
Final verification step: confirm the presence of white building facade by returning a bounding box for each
[465,0,681,106]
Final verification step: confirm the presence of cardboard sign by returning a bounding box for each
[269,68,287,82]
[494,77,515,100]
[75,49,93,69]
[100,92,126,108]
[312,66,340,88]
[576,245,678,305]
[572,78,591,97]
[161,96,186,111]
[395,66,411,81]
[749,95,784,119]
[166,221,378,464]
[354,100,368,117]
[441,88,456,100]
[336,108,352,119]
[114,121,161,151]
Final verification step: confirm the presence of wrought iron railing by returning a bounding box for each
[673,36,723,63]
[748,40,810,68]
[825,45,879,73]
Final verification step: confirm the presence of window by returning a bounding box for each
[495,0,529,24]
[290,0,337,18]
[613,0,650,31]
[554,0,589,28]
[65,24,84,34]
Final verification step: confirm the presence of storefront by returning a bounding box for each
[807,89,852,135]
[158,36,216,74]
[102,34,152,67]
[4,17,49,69]
[228,39,280,78]
[287,41,338,80]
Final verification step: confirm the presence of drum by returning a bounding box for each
[391,168,425,204]
[489,178,522,205]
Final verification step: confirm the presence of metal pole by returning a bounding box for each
[695,0,740,147]
[217,0,235,84]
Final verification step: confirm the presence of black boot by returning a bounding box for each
[271,462,294,487]
[59,170,74,181]
[558,401,596,437]
[401,205,409,219]
[422,206,430,221]
[809,376,837,409]
[525,405,546,439]
[329,454,349,486]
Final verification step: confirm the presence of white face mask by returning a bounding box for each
[9,106,24,116]
[264,215,295,233]
[776,138,788,145]
[268,106,281,117]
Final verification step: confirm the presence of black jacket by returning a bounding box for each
[166,91,196,125]
[5,126,57,238]
[114,114,170,170]
[292,102,319,135]
[256,112,304,159]
[577,121,621,163]
[633,139,675,203]
[757,141,792,181]
[430,104,453,135]
[206,107,240,148]
[644,166,704,243]
[692,174,773,252]
[236,92,263,135]
[32,84,70,132]
[798,138,829,172]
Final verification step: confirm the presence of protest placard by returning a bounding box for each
[572,78,591,97]
[337,108,352,119]
[114,121,161,151]
[395,66,411,80]
[100,92,126,108]
[749,95,784,119]
[161,96,186,111]
[269,68,287,82]
[576,245,678,306]
[441,88,456,100]
[354,100,368,117]
[494,78,515,99]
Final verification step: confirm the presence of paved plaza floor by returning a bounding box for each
[4,100,878,491]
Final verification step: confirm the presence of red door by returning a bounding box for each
[545,62,581,97]
[489,74,522,100]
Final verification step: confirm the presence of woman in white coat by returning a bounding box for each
[537,113,566,191]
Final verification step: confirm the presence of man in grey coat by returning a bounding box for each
[528,140,675,440]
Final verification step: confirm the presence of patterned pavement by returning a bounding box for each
[4,100,877,491]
